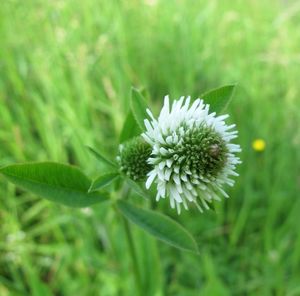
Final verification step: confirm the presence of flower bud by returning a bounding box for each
[117,137,152,181]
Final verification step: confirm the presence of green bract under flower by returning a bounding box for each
[117,137,152,181]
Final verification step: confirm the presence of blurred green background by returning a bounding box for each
[1,0,300,295]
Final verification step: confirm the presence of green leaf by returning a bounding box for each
[126,178,150,199]
[89,172,119,192]
[86,146,117,168]
[201,84,236,113]
[0,162,109,207]
[117,200,198,253]
[130,87,149,131]
[119,111,141,143]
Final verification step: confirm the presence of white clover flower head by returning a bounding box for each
[142,95,241,214]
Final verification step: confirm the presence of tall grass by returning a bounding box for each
[1,0,300,295]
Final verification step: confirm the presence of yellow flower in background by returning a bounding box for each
[252,139,266,152]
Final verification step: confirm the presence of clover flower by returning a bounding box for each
[142,96,241,214]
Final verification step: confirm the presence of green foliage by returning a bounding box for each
[119,111,141,143]
[89,172,119,192]
[0,0,300,295]
[117,200,198,253]
[125,178,150,200]
[86,146,117,169]
[201,84,236,113]
[130,87,149,131]
[0,162,109,207]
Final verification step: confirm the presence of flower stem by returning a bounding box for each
[122,215,143,295]
[114,197,143,296]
